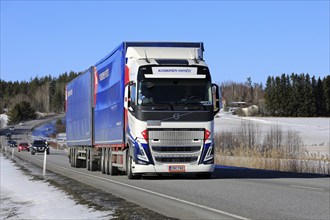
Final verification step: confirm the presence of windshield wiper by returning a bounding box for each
[184,101,206,110]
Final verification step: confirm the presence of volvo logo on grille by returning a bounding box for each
[173,113,180,120]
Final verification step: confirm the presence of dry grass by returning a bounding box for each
[214,121,330,175]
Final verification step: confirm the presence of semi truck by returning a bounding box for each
[66,42,221,179]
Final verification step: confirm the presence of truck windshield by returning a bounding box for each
[137,78,212,106]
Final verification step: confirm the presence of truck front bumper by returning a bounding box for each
[132,163,214,174]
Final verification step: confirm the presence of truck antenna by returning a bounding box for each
[194,48,199,64]
[144,49,150,63]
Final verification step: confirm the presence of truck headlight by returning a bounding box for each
[137,141,149,163]
[203,142,214,164]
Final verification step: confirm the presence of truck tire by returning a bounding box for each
[70,148,75,167]
[108,148,119,176]
[72,148,76,167]
[86,148,98,171]
[105,148,109,175]
[126,151,141,179]
[74,148,82,168]
[101,148,105,174]
[87,149,90,171]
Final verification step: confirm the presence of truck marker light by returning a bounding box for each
[141,129,148,141]
[204,129,211,141]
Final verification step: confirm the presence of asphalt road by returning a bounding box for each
[1,118,329,220]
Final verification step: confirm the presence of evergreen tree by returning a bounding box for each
[303,74,314,116]
[323,75,330,116]
[274,76,282,116]
[264,76,275,115]
[7,101,36,124]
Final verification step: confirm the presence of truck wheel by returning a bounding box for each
[87,149,97,171]
[101,148,105,174]
[75,148,82,168]
[70,148,74,167]
[105,148,110,175]
[87,149,91,171]
[88,148,97,172]
[127,152,141,179]
[109,148,119,176]
[72,148,76,167]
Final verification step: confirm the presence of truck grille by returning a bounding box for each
[152,146,201,152]
[148,129,204,164]
[155,157,198,163]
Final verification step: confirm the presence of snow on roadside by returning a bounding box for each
[215,112,330,155]
[0,155,112,219]
[0,114,8,129]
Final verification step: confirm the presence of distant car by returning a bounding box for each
[18,142,30,152]
[9,126,15,131]
[19,121,25,126]
[8,140,17,148]
[30,140,49,155]
[5,133,11,139]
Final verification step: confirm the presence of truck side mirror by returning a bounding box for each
[212,84,221,116]
[125,82,136,112]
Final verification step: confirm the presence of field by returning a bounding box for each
[214,112,329,174]
[215,112,330,156]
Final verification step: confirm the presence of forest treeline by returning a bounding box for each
[221,74,330,117]
[264,73,330,117]
[1,72,329,117]
[0,71,79,114]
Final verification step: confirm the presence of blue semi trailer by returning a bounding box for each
[66,42,221,179]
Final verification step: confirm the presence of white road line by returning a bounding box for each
[30,156,249,220]
[290,185,326,191]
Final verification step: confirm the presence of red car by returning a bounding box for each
[18,142,30,152]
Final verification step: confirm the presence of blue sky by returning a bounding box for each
[1,1,329,85]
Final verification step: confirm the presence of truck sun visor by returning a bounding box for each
[144,67,206,79]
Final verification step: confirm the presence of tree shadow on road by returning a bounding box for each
[211,165,330,179]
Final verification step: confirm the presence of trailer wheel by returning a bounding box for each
[101,148,105,174]
[87,149,91,171]
[72,148,76,167]
[127,151,141,179]
[105,148,110,175]
[108,148,119,176]
[74,148,82,168]
[71,148,75,167]
[70,148,73,166]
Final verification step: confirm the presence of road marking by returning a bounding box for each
[27,156,249,220]
[290,185,326,191]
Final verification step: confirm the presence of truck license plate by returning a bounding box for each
[169,165,185,172]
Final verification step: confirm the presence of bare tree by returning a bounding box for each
[0,117,3,129]
[34,82,50,112]
[285,130,303,158]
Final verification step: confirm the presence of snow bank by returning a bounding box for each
[215,112,330,155]
[0,155,112,219]
[0,114,8,128]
